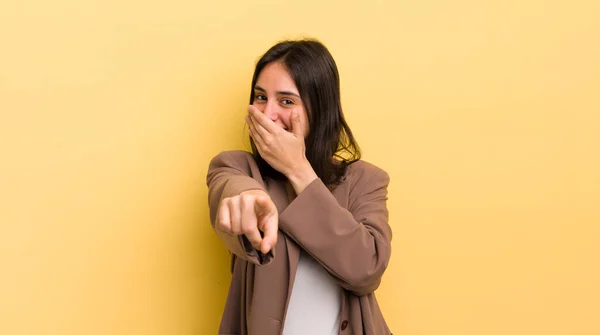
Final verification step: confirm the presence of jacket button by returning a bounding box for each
[341,320,349,330]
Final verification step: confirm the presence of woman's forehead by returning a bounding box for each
[255,62,298,93]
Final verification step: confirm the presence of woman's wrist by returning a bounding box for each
[287,160,318,194]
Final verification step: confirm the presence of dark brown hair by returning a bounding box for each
[249,39,361,186]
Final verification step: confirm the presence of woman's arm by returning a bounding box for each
[279,164,392,296]
[206,151,276,266]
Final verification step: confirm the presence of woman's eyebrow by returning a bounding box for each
[277,90,301,98]
[254,85,300,98]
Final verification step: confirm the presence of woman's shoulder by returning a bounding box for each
[209,150,258,172]
[344,159,390,185]
[211,150,254,161]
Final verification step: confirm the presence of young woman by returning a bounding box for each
[207,39,392,335]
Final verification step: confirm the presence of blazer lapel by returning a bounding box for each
[282,181,300,309]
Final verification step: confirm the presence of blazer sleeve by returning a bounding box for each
[206,151,274,266]
[278,164,392,296]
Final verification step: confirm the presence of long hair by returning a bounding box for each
[249,39,361,186]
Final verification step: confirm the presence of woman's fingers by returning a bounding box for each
[216,198,232,233]
[241,194,263,249]
[218,192,278,254]
[247,114,270,145]
[248,105,280,134]
[290,109,304,137]
[228,196,242,235]
[247,116,265,153]
[259,216,277,254]
[255,196,278,254]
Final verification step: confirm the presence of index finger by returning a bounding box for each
[248,105,281,134]
[241,196,263,249]
[259,214,278,254]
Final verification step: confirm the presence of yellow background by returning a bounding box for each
[1,0,599,334]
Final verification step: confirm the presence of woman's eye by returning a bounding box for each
[281,99,294,105]
[255,95,266,101]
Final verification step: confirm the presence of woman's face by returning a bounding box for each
[252,62,309,137]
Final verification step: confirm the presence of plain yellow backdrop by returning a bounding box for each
[1,0,599,334]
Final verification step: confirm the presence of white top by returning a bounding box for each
[282,251,343,335]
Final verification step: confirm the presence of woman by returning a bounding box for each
[207,39,392,335]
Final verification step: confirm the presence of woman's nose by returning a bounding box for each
[263,102,279,121]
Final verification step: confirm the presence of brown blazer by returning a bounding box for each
[207,150,393,335]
